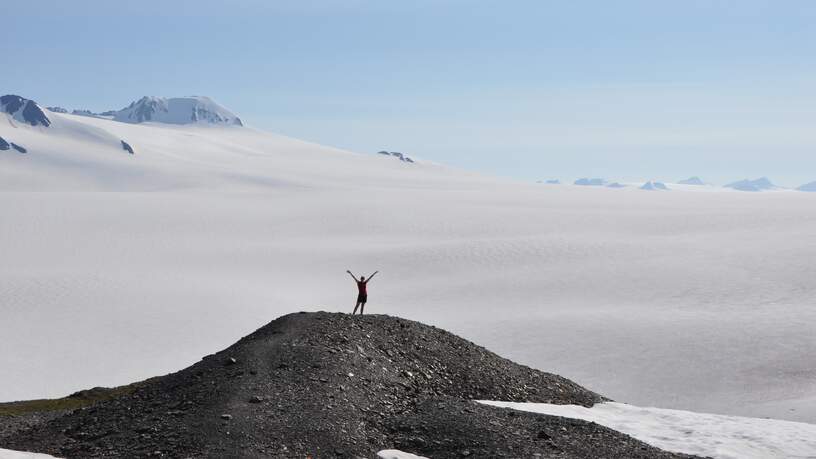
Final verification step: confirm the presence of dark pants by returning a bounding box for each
[353,294,367,315]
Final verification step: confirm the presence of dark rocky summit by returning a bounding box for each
[1,312,697,458]
[113,96,244,126]
[0,95,51,127]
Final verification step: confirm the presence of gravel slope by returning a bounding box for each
[2,312,699,458]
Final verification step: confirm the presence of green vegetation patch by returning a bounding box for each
[0,382,147,417]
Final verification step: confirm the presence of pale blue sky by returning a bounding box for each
[5,0,816,185]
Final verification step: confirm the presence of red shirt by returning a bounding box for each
[357,281,367,294]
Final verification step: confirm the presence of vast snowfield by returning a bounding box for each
[2,109,816,429]
[480,401,816,459]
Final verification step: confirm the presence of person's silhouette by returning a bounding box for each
[347,270,378,315]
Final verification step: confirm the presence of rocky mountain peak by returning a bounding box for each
[112,96,243,126]
[1,95,51,127]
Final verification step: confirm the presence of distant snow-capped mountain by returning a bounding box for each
[1,95,51,127]
[0,92,447,191]
[678,176,705,186]
[641,181,668,191]
[798,181,816,192]
[112,96,243,126]
[574,178,605,186]
[724,177,777,192]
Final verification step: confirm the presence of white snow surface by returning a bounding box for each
[2,111,816,426]
[0,449,57,459]
[376,450,428,459]
[479,401,816,459]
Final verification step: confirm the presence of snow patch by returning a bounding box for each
[0,449,59,459]
[478,401,816,459]
[376,450,429,459]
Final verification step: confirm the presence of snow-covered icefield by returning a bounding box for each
[2,111,816,427]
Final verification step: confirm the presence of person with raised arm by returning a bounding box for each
[347,270,378,315]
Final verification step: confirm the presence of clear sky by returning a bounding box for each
[5,0,816,186]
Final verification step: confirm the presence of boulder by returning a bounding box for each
[121,140,135,155]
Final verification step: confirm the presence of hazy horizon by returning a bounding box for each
[5,0,815,186]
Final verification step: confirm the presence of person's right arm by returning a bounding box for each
[346,270,358,281]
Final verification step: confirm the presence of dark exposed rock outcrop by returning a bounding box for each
[121,140,134,155]
[1,95,51,127]
[378,151,415,163]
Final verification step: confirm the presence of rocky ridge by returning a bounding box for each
[378,151,415,163]
[0,312,697,458]
[1,95,51,127]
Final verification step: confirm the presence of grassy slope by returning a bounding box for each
[0,381,151,417]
